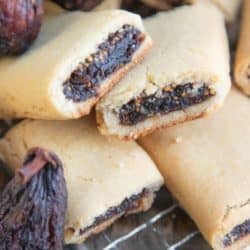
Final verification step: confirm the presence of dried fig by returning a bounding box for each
[121,0,157,17]
[0,148,67,250]
[52,0,103,11]
[0,0,44,55]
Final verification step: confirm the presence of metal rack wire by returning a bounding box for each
[66,188,211,250]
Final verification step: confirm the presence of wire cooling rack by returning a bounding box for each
[65,188,211,250]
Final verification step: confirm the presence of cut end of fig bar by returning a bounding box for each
[63,25,145,103]
[97,81,219,140]
[118,83,216,126]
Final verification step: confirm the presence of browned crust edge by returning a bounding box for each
[96,99,223,140]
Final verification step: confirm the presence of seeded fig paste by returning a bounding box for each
[222,219,250,247]
[63,25,145,103]
[118,83,216,126]
[79,189,149,235]
[167,0,192,7]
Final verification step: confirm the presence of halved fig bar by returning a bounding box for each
[234,0,250,95]
[139,88,250,250]
[0,10,152,120]
[0,117,163,244]
[96,1,231,140]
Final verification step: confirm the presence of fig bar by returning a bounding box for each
[0,117,163,244]
[96,2,231,139]
[139,88,250,250]
[235,0,250,95]
[0,10,151,120]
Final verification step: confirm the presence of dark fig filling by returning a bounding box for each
[52,0,103,11]
[222,219,250,247]
[79,189,149,235]
[63,25,145,103]
[118,83,216,126]
[167,0,192,7]
[121,0,191,18]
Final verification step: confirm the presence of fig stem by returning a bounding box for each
[17,148,57,185]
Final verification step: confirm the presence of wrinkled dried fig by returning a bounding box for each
[0,148,67,250]
[0,0,43,55]
[52,0,102,11]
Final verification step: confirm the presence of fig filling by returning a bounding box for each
[79,189,149,235]
[167,0,192,7]
[222,219,250,247]
[118,83,216,126]
[63,25,145,103]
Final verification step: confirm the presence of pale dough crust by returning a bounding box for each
[139,88,250,250]
[0,116,163,244]
[210,0,241,22]
[96,2,231,140]
[0,10,151,120]
[234,0,250,95]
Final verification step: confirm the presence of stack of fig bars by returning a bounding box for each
[0,0,249,249]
